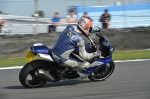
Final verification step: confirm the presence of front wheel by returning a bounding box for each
[88,60,115,81]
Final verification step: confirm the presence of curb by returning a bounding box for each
[114,59,150,62]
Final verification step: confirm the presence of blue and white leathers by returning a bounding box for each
[51,25,94,69]
[52,25,83,64]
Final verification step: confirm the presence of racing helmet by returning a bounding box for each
[77,17,93,35]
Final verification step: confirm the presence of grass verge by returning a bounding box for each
[0,50,150,67]
[112,50,150,60]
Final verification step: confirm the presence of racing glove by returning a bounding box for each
[93,50,101,58]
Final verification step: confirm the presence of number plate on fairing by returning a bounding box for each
[25,50,35,62]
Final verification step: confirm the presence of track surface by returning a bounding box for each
[0,61,150,99]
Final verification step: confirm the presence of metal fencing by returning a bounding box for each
[1,17,150,34]
[0,0,150,34]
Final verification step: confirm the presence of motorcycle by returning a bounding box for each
[19,26,115,88]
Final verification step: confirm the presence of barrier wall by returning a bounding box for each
[76,4,150,28]
[0,26,150,58]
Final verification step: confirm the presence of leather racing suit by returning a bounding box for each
[51,25,94,70]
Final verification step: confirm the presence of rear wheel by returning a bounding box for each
[19,59,51,88]
[88,60,115,81]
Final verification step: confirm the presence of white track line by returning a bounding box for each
[0,59,150,70]
[114,59,150,62]
[0,66,23,70]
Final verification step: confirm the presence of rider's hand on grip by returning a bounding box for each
[93,50,101,58]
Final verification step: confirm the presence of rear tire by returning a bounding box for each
[19,59,51,88]
[88,60,115,81]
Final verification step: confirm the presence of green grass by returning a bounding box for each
[0,58,28,67]
[0,50,150,67]
[112,50,150,60]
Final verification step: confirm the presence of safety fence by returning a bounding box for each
[1,13,150,34]
[1,19,150,34]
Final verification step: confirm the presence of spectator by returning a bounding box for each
[0,16,5,33]
[66,10,77,25]
[48,12,61,33]
[99,9,111,29]
[81,12,92,21]
[82,12,89,18]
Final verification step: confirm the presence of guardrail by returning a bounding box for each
[1,19,150,34]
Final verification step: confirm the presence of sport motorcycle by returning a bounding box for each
[19,26,115,88]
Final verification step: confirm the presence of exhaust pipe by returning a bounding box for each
[37,69,55,82]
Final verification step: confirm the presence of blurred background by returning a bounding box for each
[0,0,150,34]
[0,0,150,58]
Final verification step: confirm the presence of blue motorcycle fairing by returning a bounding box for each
[80,57,112,74]
[30,45,50,54]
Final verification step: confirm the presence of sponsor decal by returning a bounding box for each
[51,52,60,62]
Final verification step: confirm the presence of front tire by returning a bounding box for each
[19,59,51,88]
[88,60,115,81]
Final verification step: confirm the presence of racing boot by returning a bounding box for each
[59,68,71,81]
[83,61,103,69]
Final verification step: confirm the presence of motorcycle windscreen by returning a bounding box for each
[30,45,50,54]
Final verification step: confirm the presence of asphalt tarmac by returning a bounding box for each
[0,61,150,99]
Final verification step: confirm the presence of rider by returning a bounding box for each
[51,17,101,80]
